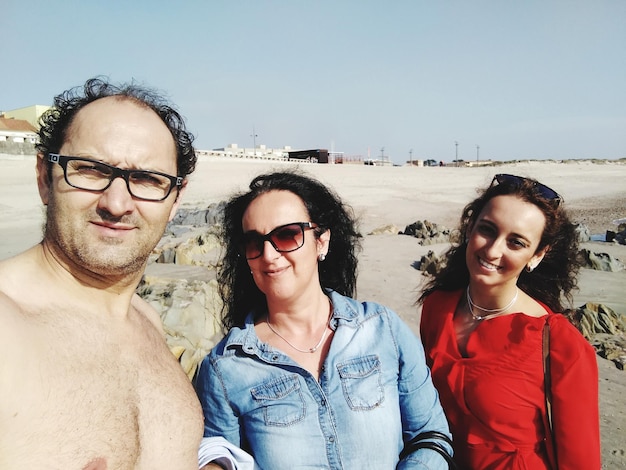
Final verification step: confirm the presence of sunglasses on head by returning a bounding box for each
[491,174,562,206]
[241,222,316,260]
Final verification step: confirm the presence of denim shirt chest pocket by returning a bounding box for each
[337,354,384,410]
[250,374,306,427]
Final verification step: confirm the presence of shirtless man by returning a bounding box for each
[0,78,209,469]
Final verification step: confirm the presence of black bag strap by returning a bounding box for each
[399,431,457,469]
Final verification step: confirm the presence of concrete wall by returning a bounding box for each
[0,141,36,155]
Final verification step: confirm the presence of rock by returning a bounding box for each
[368,224,400,235]
[591,334,626,371]
[168,202,225,228]
[136,203,226,380]
[413,250,445,275]
[578,249,625,272]
[138,274,222,380]
[174,231,222,268]
[566,303,626,370]
[401,220,451,245]
[574,223,591,242]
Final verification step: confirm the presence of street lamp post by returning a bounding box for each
[455,141,458,161]
[251,126,258,157]
[409,148,413,166]
[476,145,480,162]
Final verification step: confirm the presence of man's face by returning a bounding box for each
[37,96,184,278]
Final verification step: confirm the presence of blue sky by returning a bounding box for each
[2,1,625,164]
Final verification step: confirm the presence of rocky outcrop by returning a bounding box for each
[574,223,591,242]
[566,303,626,370]
[138,273,222,379]
[578,249,625,272]
[367,224,400,235]
[138,204,226,380]
[401,220,451,245]
[414,250,446,275]
[167,202,225,228]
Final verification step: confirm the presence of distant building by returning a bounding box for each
[2,105,51,129]
[287,149,329,164]
[0,117,37,143]
[197,143,291,161]
[197,145,350,164]
[0,105,50,155]
[0,116,38,156]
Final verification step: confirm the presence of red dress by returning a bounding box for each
[420,290,600,470]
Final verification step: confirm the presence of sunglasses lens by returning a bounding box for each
[537,185,559,200]
[270,224,304,252]
[494,174,560,205]
[242,234,264,259]
[242,223,307,259]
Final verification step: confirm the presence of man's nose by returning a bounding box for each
[97,176,135,216]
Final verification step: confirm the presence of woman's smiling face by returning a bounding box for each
[242,189,328,304]
[465,194,548,290]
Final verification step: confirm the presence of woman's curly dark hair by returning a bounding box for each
[418,174,580,313]
[218,170,362,330]
[36,76,197,179]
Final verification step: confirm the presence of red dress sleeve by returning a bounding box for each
[547,314,601,469]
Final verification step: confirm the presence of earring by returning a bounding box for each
[526,263,535,273]
[318,253,326,262]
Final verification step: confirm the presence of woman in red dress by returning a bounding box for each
[419,174,600,469]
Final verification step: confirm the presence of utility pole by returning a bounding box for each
[409,148,413,166]
[380,147,385,165]
[476,145,480,162]
[251,126,258,157]
[455,141,459,161]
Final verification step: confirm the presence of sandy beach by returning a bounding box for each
[1,154,625,467]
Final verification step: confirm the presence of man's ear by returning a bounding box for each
[36,153,50,205]
[168,179,187,222]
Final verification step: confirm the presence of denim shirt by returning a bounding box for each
[195,290,451,470]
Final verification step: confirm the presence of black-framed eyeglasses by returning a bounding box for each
[48,153,183,202]
[241,222,316,260]
[491,173,562,206]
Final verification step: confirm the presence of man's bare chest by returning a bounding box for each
[1,313,203,469]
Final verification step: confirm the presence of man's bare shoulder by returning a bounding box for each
[131,293,166,336]
[0,246,43,294]
[0,251,36,319]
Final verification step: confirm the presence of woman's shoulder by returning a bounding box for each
[545,312,597,363]
[328,290,404,327]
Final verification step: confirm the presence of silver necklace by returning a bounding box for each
[266,314,332,353]
[466,286,519,321]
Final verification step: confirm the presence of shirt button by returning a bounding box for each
[320,399,326,407]
[272,354,279,360]
[328,436,335,443]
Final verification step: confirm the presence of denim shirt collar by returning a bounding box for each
[224,289,359,358]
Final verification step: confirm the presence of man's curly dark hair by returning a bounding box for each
[36,76,197,179]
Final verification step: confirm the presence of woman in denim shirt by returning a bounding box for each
[195,170,451,469]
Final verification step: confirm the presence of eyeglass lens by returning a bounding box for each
[51,154,178,201]
[243,223,311,259]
